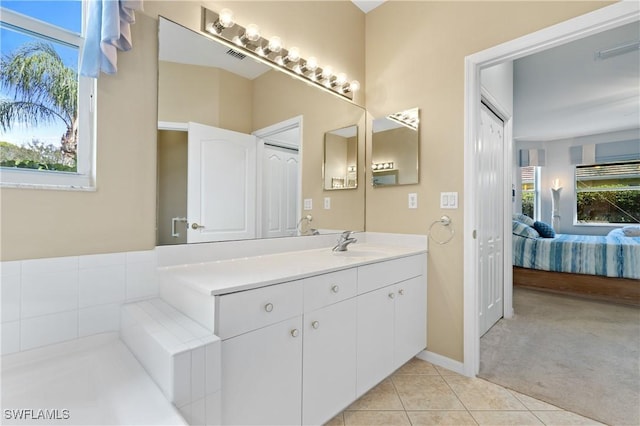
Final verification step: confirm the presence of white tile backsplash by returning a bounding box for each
[79,252,126,269]
[21,256,78,274]
[126,262,158,300]
[206,391,221,426]
[79,264,126,308]
[1,273,21,322]
[205,341,222,395]
[79,303,120,337]
[191,346,206,402]
[2,321,20,355]
[2,249,157,355]
[21,310,78,351]
[21,270,78,318]
[1,261,21,276]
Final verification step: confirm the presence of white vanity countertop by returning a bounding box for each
[159,242,426,296]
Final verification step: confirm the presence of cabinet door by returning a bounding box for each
[394,276,427,369]
[303,298,357,425]
[221,316,302,425]
[356,287,395,397]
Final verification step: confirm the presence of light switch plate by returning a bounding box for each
[323,197,331,210]
[440,192,458,209]
[408,193,418,209]
[303,199,312,210]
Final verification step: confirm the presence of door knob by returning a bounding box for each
[290,329,299,338]
[191,222,205,230]
[388,292,395,299]
[399,289,404,296]
[264,303,274,313]
[311,321,320,329]
[331,285,340,293]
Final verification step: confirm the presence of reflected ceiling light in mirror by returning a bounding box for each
[387,108,419,130]
[202,7,359,100]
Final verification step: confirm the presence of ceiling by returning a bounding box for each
[513,21,639,141]
[351,0,385,14]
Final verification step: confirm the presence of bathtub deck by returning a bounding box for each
[1,332,186,425]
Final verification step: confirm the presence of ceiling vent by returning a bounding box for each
[225,48,246,60]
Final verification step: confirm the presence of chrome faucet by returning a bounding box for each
[333,231,357,252]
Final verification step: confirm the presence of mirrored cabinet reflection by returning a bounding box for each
[324,125,358,190]
[371,107,419,187]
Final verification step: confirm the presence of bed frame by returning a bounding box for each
[513,267,640,307]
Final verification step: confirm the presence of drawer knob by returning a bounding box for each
[388,292,395,299]
[399,289,405,296]
[264,303,274,313]
[331,285,340,293]
[290,329,299,338]
[311,321,320,329]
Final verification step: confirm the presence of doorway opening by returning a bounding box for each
[463,2,639,377]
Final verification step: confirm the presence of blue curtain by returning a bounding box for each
[80,0,143,78]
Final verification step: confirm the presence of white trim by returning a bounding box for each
[158,121,189,131]
[416,350,465,375]
[464,2,640,377]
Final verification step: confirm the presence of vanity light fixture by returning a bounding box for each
[202,7,359,100]
[387,108,419,131]
[371,162,394,171]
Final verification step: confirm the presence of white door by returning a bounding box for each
[262,145,300,238]
[221,316,303,425]
[187,122,256,243]
[477,104,504,336]
[302,298,357,425]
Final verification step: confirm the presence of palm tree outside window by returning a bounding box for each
[0,1,95,188]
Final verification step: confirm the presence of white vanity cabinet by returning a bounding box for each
[198,250,426,426]
[356,256,427,396]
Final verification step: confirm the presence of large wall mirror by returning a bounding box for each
[371,108,419,186]
[156,17,365,245]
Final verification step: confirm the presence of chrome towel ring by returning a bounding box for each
[428,215,455,245]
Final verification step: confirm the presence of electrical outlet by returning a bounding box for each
[408,193,418,209]
[303,198,312,210]
[324,197,331,210]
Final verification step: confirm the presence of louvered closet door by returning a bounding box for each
[478,103,504,336]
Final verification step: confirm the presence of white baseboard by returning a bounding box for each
[417,350,466,376]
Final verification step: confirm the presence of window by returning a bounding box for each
[521,166,540,220]
[0,1,95,188]
[576,161,640,224]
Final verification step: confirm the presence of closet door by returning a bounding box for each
[262,145,300,238]
[187,122,256,243]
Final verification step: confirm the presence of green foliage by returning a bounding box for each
[577,190,640,224]
[522,192,534,219]
[0,140,75,172]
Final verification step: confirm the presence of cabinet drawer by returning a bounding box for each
[303,268,357,312]
[357,254,424,294]
[215,281,303,339]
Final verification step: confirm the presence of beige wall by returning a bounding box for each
[365,1,612,362]
[372,127,419,184]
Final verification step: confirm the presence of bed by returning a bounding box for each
[512,219,640,306]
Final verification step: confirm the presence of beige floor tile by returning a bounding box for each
[443,375,526,410]
[392,375,465,410]
[470,410,544,425]
[343,410,410,426]
[393,357,439,376]
[509,390,562,411]
[324,412,344,426]
[407,410,478,425]
[531,410,606,425]
[434,365,463,376]
[346,379,404,411]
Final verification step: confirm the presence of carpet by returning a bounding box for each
[479,287,640,426]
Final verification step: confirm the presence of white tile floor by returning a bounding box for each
[327,358,604,425]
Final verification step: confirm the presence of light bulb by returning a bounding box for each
[336,73,347,85]
[293,64,302,74]
[349,80,360,92]
[218,9,234,28]
[322,66,333,79]
[286,47,300,63]
[268,36,282,53]
[305,56,318,71]
[244,24,260,42]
